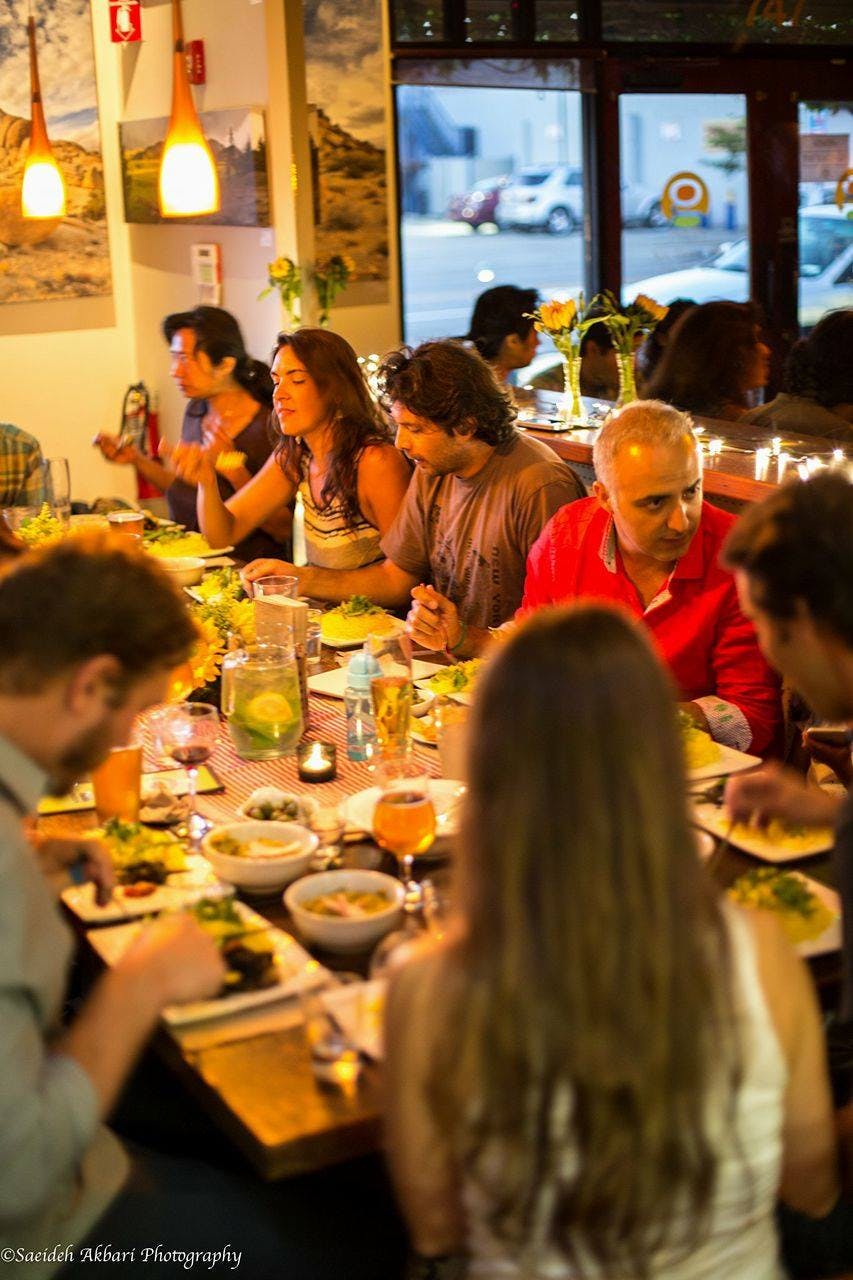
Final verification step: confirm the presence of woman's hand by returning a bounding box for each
[160,438,215,488]
[93,432,138,466]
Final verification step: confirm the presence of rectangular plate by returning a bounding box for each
[86,901,325,1025]
[62,854,228,925]
[307,659,443,700]
[693,801,834,862]
[728,871,841,959]
[38,765,224,816]
[688,743,761,782]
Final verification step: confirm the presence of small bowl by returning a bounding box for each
[285,869,404,953]
[159,556,205,587]
[236,787,319,825]
[202,821,318,896]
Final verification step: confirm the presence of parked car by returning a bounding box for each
[496,165,584,235]
[625,205,853,328]
[621,180,669,227]
[447,174,509,230]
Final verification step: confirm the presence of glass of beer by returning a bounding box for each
[91,733,143,823]
[372,759,436,908]
[367,632,414,760]
[106,510,145,541]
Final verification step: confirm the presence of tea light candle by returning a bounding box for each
[771,436,782,457]
[832,448,845,466]
[776,451,790,480]
[754,447,771,481]
[297,741,337,783]
[707,438,724,461]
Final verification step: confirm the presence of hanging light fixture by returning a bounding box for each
[158,0,219,217]
[21,7,66,219]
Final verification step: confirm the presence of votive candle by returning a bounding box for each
[297,741,337,783]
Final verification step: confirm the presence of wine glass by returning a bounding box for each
[308,804,346,870]
[157,702,219,842]
[372,758,436,909]
[43,457,71,526]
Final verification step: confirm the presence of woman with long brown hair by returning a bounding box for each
[645,300,770,421]
[385,604,837,1278]
[170,328,411,569]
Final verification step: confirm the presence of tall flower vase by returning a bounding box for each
[560,353,587,428]
[616,350,637,407]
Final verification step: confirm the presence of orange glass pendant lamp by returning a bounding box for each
[158,0,219,217]
[21,12,66,219]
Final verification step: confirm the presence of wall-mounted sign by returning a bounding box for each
[661,172,710,228]
[109,1,142,43]
[801,136,849,184]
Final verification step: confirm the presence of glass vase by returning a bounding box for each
[559,353,586,428]
[616,350,637,407]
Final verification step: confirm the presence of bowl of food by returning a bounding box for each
[159,555,206,587]
[235,787,318,825]
[202,821,318,895]
[284,868,404,953]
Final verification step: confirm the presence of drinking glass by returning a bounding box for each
[252,575,299,647]
[106,509,145,541]
[156,702,219,841]
[300,973,363,1091]
[308,803,346,870]
[372,758,436,908]
[91,732,143,823]
[366,632,415,760]
[43,457,71,526]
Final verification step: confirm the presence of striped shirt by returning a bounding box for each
[299,456,383,569]
[0,423,46,507]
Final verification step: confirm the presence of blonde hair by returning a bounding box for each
[593,400,699,487]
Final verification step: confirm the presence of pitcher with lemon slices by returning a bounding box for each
[221,645,303,760]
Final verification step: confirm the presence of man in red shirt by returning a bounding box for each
[408,401,781,754]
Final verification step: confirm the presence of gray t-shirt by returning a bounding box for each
[381,431,584,628]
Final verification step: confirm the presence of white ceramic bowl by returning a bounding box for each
[235,787,319,825]
[284,868,404,953]
[202,821,318,896]
[160,556,206,587]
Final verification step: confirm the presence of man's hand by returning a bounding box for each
[93,432,138,466]
[34,835,115,906]
[724,762,842,829]
[406,585,461,653]
[803,731,853,788]
[241,558,301,593]
[118,914,226,1007]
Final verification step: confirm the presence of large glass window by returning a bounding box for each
[397,84,584,368]
[619,94,749,307]
[602,0,851,44]
[798,102,853,330]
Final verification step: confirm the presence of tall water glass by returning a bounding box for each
[366,632,414,760]
[252,575,299,647]
[43,457,71,526]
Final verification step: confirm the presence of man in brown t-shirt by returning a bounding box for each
[242,341,584,638]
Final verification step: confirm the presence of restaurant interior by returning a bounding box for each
[2,1,853,1278]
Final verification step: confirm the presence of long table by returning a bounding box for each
[45,686,841,1181]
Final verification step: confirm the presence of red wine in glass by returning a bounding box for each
[170,744,212,767]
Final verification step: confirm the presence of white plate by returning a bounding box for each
[692,802,835,862]
[341,778,466,838]
[307,658,443,700]
[689,743,761,782]
[728,872,841,959]
[62,855,229,924]
[321,617,405,650]
[86,901,326,1025]
[322,978,386,1061]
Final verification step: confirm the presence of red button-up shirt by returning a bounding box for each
[518,498,782,755]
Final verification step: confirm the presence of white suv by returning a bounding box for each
[496,165,583,235]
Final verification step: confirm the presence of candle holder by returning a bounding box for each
[297,741,337,783]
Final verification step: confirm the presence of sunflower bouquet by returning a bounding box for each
[527,294,590,426]
[589,291,668,406]
[259,256,303,325]
[313,254,355,326]
[186,594,256,699]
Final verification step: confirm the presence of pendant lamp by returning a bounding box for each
[21,11,66,219]
[158,0,219,217]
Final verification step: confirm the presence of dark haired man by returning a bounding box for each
[244,340,583,631]
[722,471,853,1276]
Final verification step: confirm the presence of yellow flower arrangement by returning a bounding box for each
[526,294,589,427]
[258,256,303,324]
[588,291,669,405]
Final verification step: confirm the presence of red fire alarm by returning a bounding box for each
[109,0,141,43]
[186,39,206,85]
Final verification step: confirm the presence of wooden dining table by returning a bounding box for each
[43,666,843,1183]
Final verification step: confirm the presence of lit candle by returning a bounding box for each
[771,436,782,457]
[754,447,771,481]
[797,461,810,481]
[297,740,337,783]
[707,438,723,462]
[832,449,845,466]
[776,452,790,480]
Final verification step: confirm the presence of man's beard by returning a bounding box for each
[47,718,116,797]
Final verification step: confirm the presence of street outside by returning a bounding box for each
[401,216,740,343]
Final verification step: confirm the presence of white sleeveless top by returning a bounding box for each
[465,904,787,1280]
[298,456,382,570]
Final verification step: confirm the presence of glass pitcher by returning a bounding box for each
[221,644,303,760]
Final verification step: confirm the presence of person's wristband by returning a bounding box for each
[447,619,468,657]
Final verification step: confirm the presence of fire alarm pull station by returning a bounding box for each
[191,244,222,306]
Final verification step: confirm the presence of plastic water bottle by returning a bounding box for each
[344,649,381,762]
